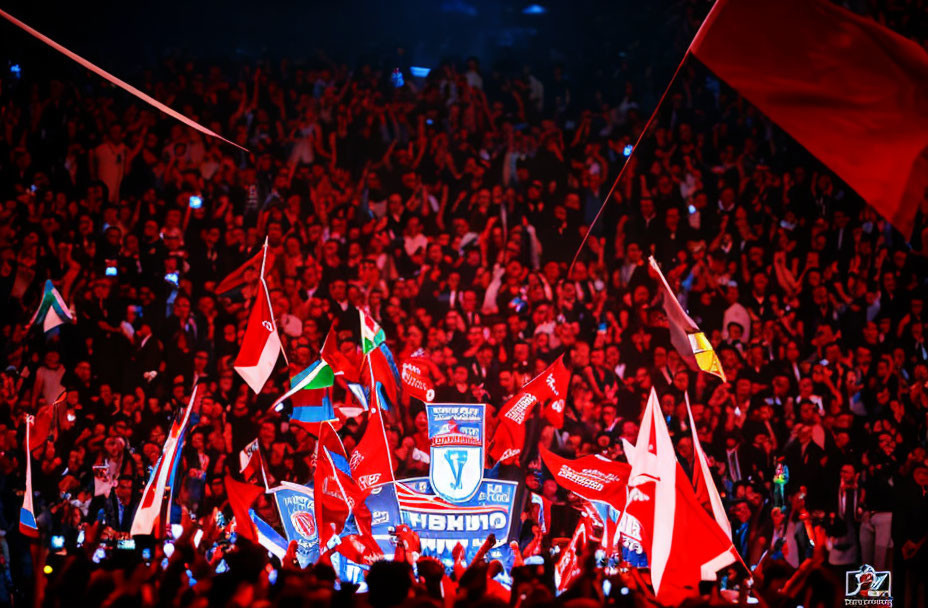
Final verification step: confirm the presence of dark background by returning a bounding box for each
[0,0,688,106]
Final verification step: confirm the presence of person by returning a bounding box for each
[96,475,138,534]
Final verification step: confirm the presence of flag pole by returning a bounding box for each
[261,236,289,366]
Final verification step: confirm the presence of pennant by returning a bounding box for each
[234,243,284,393]
[540,447,630,510]
[250,509,289,561]
[489,355,571,463]
[649,257,726,382]
[349,382,396,492]
[131,386,196,537]
[215,247,272,297]
[0,9,247,152]
[690,0,928,239]
[625,389,737,604]
[225,475,264,543]
[19,415,38,538]
[239,438,269,490]
[27,280,75,333]
[359,310,386,355]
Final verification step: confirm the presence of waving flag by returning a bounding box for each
[235,241,284,393]
[685,393,731,540]
[349,382,395,492]
[27,280,75,333]
[239,438,269,490]
[250,509,289,560]
[625,389,737,604]
[540,447,630,510]
[649,257,726,382]
[272,359,335,412]
[131,386,196,537]
[314,423,350,548]
[401,349,437,403]
[359,310,386,355]
[489,355,571,464]
[321,327,361,383]
[19,415,38,538]
[690,0,928,239]
[215,247,273,297]
[554,517,588,593]
[224,475,264,543]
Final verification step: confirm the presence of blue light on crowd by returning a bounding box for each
[410,66,431,78]
[522,4,547,14]
[623,144,634,157]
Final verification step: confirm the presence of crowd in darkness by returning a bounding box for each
[1,0,928,606]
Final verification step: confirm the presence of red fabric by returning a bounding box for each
[234,281,275,368]
[489,355,571,463]
[540,447,630,510]
[321,327,360,383]
[349,389,395,492]
[224,475,263,543]
[215,248,267,296]
[690,0,928,239]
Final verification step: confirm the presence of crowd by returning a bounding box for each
[1,0,928,606]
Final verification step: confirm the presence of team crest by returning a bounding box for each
[426,404,485,503]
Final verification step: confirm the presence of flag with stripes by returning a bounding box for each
[19,415,38,538]
[28,280,75,333]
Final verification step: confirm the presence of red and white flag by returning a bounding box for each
[685,392,731,540]
[625,388,737,605]
[234,240,284,393]
[349,380,395,492]
[239,438,269,490]
[131,386,196,537]
[490,355,571,464]
[19,415,38,538]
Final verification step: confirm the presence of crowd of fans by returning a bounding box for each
[1,1,928,606]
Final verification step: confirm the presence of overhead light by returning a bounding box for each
[522,4,547,15]
[410,66,431,78]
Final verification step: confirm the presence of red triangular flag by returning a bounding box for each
[224,475,264,543]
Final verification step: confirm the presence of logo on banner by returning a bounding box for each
[290,511,316,538]
[845,565,892,606]
[426,404,485,503]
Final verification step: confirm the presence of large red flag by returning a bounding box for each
[490,355,571,463]
[625,389,737,605]
[690,0,928,239]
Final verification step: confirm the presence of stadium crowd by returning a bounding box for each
[1,1,928,606]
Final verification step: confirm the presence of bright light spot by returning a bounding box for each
[10,64,21,75]
[522,4,547,14]
[163,542,175,558]
[410,66,431,78]
[623,144,634,157]
[43,565,53,575]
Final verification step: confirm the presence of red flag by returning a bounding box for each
[685,393,731,540]
[489,355,571,463]
[625,389,737,605]
[239,438,269,490]
[554,517,588,593]
[690,0,928,239]
[314,424,351,549]
[19,415,38,538]
[400,349,437,402]
[234,277,283,393]
[215,247,275,296]
[540,448,630,510]
[321,326,361,384]
[224,475,264,543]
[349,383,395,492]
[361,344,400,406]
